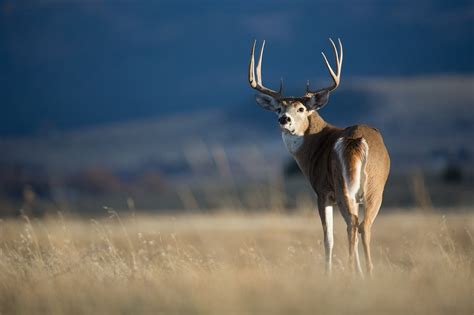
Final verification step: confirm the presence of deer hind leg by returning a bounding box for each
[359,196,382,276]
[338,198,362,275]
[334,137,369,276]
[353,223,362,275]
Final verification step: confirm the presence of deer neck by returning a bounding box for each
[282,113,328,155]
[306,112,330,135]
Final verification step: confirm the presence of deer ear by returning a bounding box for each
[255,93,279,112]
[305,91,330,110]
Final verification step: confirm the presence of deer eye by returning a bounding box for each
[298,107,305,112]
[276,108,281,114]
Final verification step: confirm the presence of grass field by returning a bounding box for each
[0,209,473,314]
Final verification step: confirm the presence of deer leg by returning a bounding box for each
[354,231,362,276]
[339,198,362,275]
[360,197,382,276]
[360,223,373,275]
[318,198,334,275]
[348,213,362,275]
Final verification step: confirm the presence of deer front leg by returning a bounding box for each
[318,199,334,275]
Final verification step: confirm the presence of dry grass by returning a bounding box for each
[0,209,473,314]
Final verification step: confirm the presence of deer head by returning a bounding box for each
[249,38,343,136]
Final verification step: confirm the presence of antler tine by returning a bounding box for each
[307,38,344,95]
[249,40,257,88]
[321,51,338,84]
[329,38,343,76]
[329,38,339,71]
[256,40,265,86]
[248,40,282,98]
[337,38,343,69]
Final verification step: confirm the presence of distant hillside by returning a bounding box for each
[1,75,473,180]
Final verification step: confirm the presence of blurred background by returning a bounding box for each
[0,0,473,216]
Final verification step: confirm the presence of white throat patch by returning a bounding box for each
[282,132,304,154]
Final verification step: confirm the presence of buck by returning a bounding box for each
[248,39,390,275]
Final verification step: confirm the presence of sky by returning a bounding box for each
[0,0,473,136]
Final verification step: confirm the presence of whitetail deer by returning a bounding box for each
[248,39,390,275]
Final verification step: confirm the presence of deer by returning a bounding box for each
[248,38,390,276]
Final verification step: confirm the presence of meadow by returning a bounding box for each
[0,209,472,314]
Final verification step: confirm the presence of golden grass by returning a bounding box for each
[0,210,473,314]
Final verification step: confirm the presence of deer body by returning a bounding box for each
[287,115,390,274]
[248,39,390,275]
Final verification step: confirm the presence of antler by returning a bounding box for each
[306,38,343,96]
[249,40,283,99]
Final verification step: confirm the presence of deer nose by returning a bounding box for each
[279,115,291,125]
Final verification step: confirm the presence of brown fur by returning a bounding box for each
[293,112,390,275]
